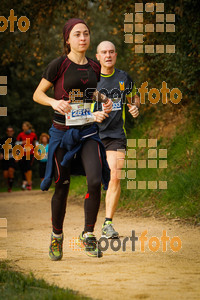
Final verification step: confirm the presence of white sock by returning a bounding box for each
[84,231,94,237]
[52,232,63,238]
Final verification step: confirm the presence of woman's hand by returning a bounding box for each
[103,98,113,113]
[93,111,109,123]
[51,100,72,115]
[127,104,139,118]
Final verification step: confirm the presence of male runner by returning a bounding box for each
[94,41,140,238]
[0,126,16,192]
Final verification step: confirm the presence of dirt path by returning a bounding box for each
[0,190,200,300]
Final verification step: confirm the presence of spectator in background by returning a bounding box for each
[16,121,37,190]
[0,126,16,192]
[38,133,49,182]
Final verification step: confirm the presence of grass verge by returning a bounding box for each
[0,260,91,300]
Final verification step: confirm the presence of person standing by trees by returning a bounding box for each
[33,18,112,260]
[38,133,49,182]
[0,126,16,192]
[94,41,140,238]
[16,121,37,190]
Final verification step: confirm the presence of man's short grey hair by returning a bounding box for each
[96,41,116,53]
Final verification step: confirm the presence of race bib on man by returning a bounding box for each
[65,103,94,126]
[101,98,122,112]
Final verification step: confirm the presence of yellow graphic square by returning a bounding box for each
[156,24,164,32]
[148,139,157,147]
[148,181,157,189]
[138,139,146,147]
[0,107,7,116]
[145,45,154,53]
[127,170,136,179]
[135,3,143,12]
[127,149,136,158]
[166,24,175,32]
[0,86,7,95]
[0,76,7,84]
[124,23,133,33]
[138,181,146,189]
[135,34,143,43]
[145,3,154,12]
[124,34,133,43]
[127,181,136,189]
[166,14,175,22]
[156,45,164,53]
[159,181,167,189]
[159,149,167,158]
[135,13,143,23]
[156,3,164,12]
[127,160,136,168]
[145,24,154,32]
[156,14,164,22]
[148,149,157,158]
[117,170,126,179]
[138,160,146,168]
[124,13,133,22]
[159,160,167,168]
[127,139,136,147]
[135,45,143,53]
[135,24,143,32]
[148,160,157,168]
[117,159,126,169]
[166,45,175,53]
[0,218,7,227]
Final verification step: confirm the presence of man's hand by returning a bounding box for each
[93,111,109,123]
[127,104,139,118]
[102,98,112,113]
[0,153,3,160]
[51,100,72,115]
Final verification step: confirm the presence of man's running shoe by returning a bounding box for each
[49,233,63,261]
[102,221,119,239]
[76,232,103,258]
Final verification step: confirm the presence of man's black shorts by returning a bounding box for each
[2,158,16,170]
[101,138,127,151]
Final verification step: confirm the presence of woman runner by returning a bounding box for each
[33,18,112,259]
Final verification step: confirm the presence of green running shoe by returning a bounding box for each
[76,231,103,258]
[102,221,119,239]
[49,233,63,261]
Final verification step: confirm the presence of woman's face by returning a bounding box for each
[67,23,90,53]
[22,123,29,132]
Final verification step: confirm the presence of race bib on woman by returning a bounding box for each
[65,103,94,126]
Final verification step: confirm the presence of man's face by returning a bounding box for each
[6,128,14,137]
[96,42,117,69]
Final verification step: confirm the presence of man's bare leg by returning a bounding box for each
[102,150,125,238]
